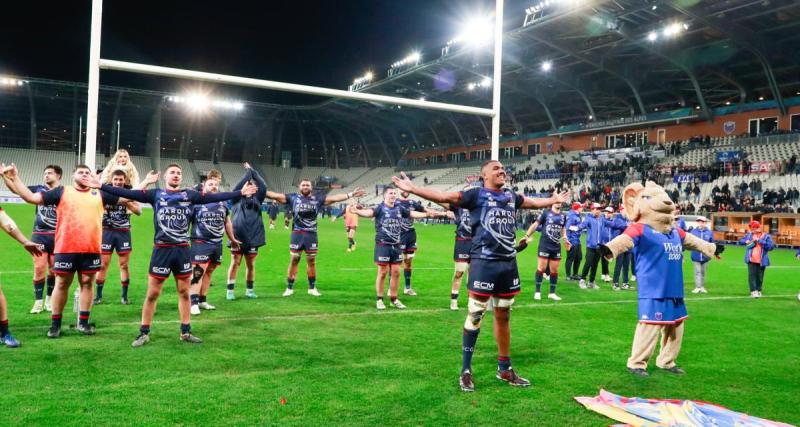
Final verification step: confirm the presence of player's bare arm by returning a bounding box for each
[266,190,288,204]
[324,187,366,205]
[520,191,570,209]
[349,205,375,218]
[391,172,461,204]
[1,163,44,205]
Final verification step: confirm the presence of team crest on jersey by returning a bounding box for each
[91,190,98,196]
[655,312,663,321]
[180,192,188,200]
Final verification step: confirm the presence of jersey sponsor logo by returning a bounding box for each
[152,266,171,275]
[511,277,520,289]
[183,263,191,270]
[663,242,683,261]
[472,280,495,291]
[457,253,470,259]
[102,244,112,250]
[92,258,101,265]
[289,243,300,249]
[123,242,130,247]
[54,261,72,269]
[194,254,209,261]
[378,256,390,262]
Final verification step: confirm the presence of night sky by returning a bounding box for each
[2,0,511,104]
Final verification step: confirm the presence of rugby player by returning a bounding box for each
[0,204,44,347]
[16,165,61,314]
[95,169,141,305]
[391,161,568,392]
[267,181,364,297]
[344,199,359,252]
[348,187,430,310]
[396,192,429,296]
[440,195,473,310]
[3,163,125,338]
[521,202,568,301]
[189,170,240,315]
[267,201,279,229]
[86,164,257,346]
[226,163,267,300]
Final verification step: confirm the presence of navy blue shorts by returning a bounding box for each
[467,257,521,297]
[149,246,193,280]
[52,253,102,275]
[537,244,561,260]
[32,233,55,254]
[102,229,132,254]
[454,239,472,263]
[191,240,223,265]
[290,231,318,253]
[400,229,417,254]
[374,243,402,265]
[228,242,259,256]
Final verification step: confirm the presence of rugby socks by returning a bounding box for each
[286,278,295,290]
[376,296,384,302]
[46,275,55,296]
[390,295,398,303]
[121,279,129,299]
[140,324,151,335]
[308,276,316,290]
[50,314,62,330]
[79,311,90,327]
[549,273,558,293]
[199,295,207,303]
[498,355,511,372]
[190,294,200,306]
[404,268,412,290]
[33,279,45,300]
[535,270,544,293]
[226,281,235,291]
[451,292,459,301]
[246,280,254,290]
[348,238,354,249]
[180,323,191,335]
[95,280,105,299]
[462,328,480,373]
[0,320,8,336]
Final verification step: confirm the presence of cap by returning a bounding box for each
[571,202,582,210]
[749,220,761,229]
[696,216,708,222]
[591,202,602,209]
[604,207,614,213]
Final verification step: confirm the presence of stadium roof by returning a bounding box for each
[2,0,799,167]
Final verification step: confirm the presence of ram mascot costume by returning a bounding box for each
[599,181,724,376]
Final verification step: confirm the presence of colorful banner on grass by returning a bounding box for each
[575,389,793,427]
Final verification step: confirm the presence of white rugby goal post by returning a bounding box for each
[84,0,505,170]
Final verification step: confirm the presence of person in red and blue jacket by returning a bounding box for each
[738,221,775,298]
[564,203,584,280]
[689,216,714,294]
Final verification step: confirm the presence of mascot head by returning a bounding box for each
[622,181,675,234]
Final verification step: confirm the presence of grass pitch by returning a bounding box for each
[0,203,798,426]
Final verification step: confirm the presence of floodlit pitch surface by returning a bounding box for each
[0,204,797,426]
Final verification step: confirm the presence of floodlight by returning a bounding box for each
[647,31,658,42]
[481,76,492,87]
[541,61,552,72]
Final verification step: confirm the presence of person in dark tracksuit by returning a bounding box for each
[738,221,775,298]
[578,203,604,289]
[564,202,584,280]
[226,163,268,300]
[599,207,615,283]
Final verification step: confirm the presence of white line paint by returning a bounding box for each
[11,293,795,331]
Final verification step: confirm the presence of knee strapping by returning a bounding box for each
[290,253,302,261]
[491,297,515,309]
[464,297,489,330]
[454,262,468,273]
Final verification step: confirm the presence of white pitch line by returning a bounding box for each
[339,267,453,271]
[11,293,796,332]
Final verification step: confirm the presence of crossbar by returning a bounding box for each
[99,59,496,118]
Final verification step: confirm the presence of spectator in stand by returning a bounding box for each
[738,221,775,298]
[692,184,701,204]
